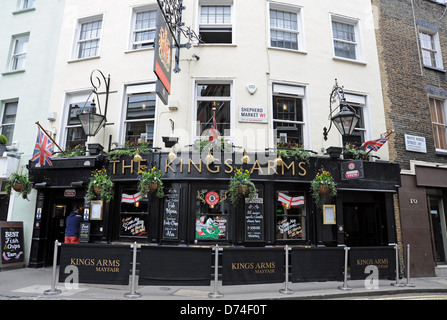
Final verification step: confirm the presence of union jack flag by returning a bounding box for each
[31,128,53,166]
[361,138,388,152]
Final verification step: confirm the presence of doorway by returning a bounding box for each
[428,195,447,264]
[343,202,388,247]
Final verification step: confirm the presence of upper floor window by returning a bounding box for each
[429,97,447,151]
[419,30,443,69]
[10,34,29,71]
[74,16,103,60]
[131,7,157,50]
[0,101,18,146]
[272,83,306,146]
[195,82,232,137]
[341,93,368,147]
[331,16,361,61]
[62,93,92,151]
[21,0,35,10]
[124,83,157,146]
[269,4,303,51]
[199,1,233,44]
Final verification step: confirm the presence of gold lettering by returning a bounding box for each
[165,158,176,173]
[281,161,295,175]
[298,161,307,176]
[188,159,202,173]
[206,162,220,173]
[250,160,264,175]
[137,159,147,173]
[180,158,184,173]
[224,159,233,173]
[122,160,134,174]
[110,160,120,174]
[267,160,278,175]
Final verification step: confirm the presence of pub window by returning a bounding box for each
[199,1,233,44]
[119,189,149,239]
[341,93,367,147]
[276,191,306,241]
[63,93,92,151]
[272,83,305,145]
[195,189,230,241]
[195,82,231,137]
[124,86,156,146]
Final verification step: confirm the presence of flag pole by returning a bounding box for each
[35,122,66,156]
[362,129,394,159]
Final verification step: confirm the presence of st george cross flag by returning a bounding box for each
[208,110,219,143]
[361,138,388,152]
[122,192,142,204]
[278,192,305,207]
[31,128,53,166]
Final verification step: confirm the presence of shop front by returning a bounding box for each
[28,150,401,273]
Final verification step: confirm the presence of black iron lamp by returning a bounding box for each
[78,100,106,137]
[323,80,360,141]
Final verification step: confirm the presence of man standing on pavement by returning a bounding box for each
[65,206,82,243]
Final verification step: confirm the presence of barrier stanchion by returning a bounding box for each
[124,242,141,298]
[338,246,352,291]
[44,240,62,295]
[208,245,223,298]
[391,244,404,287]
[279,245,293,294]
[405,244,415,287]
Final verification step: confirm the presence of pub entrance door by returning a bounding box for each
[343,202,388,247]
[45,200,83,265]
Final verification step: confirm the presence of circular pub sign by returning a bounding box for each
[205,191,219,207]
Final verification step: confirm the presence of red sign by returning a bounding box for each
[205,191,219,206]
[64,189,76,197]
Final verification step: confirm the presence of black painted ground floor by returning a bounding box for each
[27,152,401,268]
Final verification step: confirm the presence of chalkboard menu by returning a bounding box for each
[245,197,264,242]
[162,188,180,240]
[0,221,25,267]
[79,222,90,243]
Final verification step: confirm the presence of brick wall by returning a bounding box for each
[374,0,447,170]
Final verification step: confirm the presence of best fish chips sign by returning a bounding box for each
[154,9,173,104]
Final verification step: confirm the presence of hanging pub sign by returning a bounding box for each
[341,159,364,180]
[0,221,25,268]
[154,9,173,105]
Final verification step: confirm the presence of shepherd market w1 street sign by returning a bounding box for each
[239,106,267,123]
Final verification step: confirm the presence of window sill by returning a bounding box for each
[67,56,100,64]
[268,46,307,55]
[124,47,154,54]
[424,65,446,73]
[332,56,366,66]
[1,69,25,76]
[12,7,36,15]
[194,43,237,48]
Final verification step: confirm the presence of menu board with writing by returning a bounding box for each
[245,197,264,242]
[79,222,90,243]
[162,188,180,240]
[0,221,25,267]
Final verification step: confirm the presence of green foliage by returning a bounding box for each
[310,168,337,208]
[137,166,164,198]
[0,135,7,145]
[6,167,33,200]
[228,168,257,206]
[86,168,114,202]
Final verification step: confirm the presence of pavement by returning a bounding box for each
[1,265,447,301]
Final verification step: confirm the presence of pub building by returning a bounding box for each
[27,143,401,270]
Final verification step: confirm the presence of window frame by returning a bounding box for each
[419,28,444,70]
[20,0,35,10]
[0,100,18,146]
[275,190,307,242]
[330,14,363,63]
[10,34,29,72]
[198,0,234,45]
[340,93,369,147]
[121,83,158,147]
[72,15,103,61]
[429,96,447,152]
[268,3,305,53]
[193,79,234,141]
[61,92,92,151]
[129,5,158,51]
[271,83,308,148]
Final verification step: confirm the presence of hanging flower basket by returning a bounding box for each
[86,169,114,202]
[310,168,337,207]
[12,183,23,193]
[228,168,257,206]
[137,166,164,198]
[5,167,33,200]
